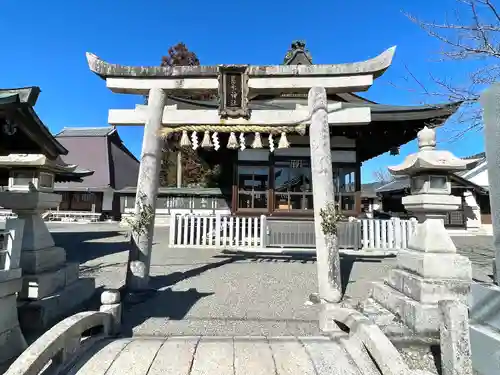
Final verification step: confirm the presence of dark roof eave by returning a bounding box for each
[18,105,68,159]
[0,87,40,106]
[166,96,461,123]
[376,174,488,195]
[0,95,68,159]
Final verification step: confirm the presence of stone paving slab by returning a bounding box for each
[66,336,362,375]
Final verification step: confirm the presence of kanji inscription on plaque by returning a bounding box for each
[218,65,249,119]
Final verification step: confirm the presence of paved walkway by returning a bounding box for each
[66,336,363,375]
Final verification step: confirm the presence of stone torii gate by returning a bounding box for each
[86,46,396,296]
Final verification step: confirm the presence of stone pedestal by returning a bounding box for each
[0,191,95,333]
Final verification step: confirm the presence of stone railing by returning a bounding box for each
[5,290,121,375]
[322,306,429,375]
[322,300,472,375]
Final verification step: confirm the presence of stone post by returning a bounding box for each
[99,289,121,335]
[308,87,342,303]
[126,87,166,291]
[439,300,473,375]
[480,83,500,285]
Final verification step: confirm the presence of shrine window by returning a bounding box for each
[334,166,357,212]
[237,165,269,210]
[273,158,313,211]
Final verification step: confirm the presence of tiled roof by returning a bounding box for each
[463,152,485,160]
[376,177,410,193]
[56,127,116,137]
[361,182,386,198]
[455,152,486,177]
[377,174,488,194]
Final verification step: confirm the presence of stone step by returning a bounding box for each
[360,297,412,337]
[361,297,397,326]
[386,268,469,305]
[370,281,440,334]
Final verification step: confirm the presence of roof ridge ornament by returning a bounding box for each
[283,40,313,65]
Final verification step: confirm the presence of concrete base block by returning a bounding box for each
[469,282,500,332]
[0,324,27,364]
[18,277,95,332]
[20,246,66,274]
[0,294,22,331]
[19,262,80,299]
[387,268,470,304]
[470,324,500,375]
[0,274,22,299]
[370,281,441,334]
[396,249,472,280]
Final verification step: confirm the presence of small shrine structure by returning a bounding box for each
[86,41,461,290]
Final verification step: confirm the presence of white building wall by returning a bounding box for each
[468,169,489,187]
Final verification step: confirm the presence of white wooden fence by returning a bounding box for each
[169,214,266,248]
[168,213,418,251]
[359,217,418,250]
[45,210,101,223]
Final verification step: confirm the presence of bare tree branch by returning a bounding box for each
[400,0,500,139]
[372,168,394,183]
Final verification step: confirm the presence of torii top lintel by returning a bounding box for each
[86,46,396,80]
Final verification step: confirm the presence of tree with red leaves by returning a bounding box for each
[159,43,217,188]
[161,42,200,67]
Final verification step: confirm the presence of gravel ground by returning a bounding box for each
[52,223,496,337]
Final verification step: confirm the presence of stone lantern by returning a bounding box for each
[0,154,95,334]
[389,126,474,224]
[362,126,477,336]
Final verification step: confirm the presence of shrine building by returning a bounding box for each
[87,41,460,219]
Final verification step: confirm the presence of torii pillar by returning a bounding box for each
[126,88,166,291]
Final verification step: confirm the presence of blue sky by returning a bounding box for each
[0,0,486,183]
